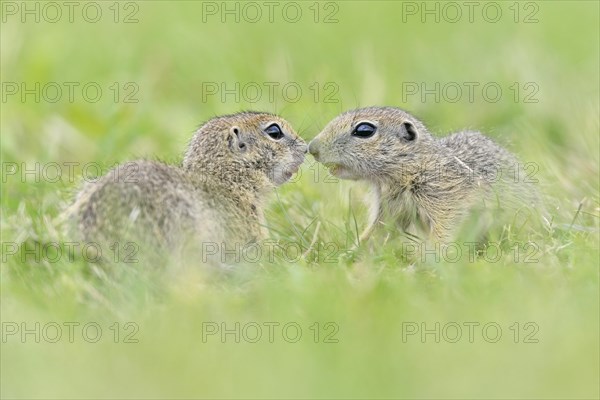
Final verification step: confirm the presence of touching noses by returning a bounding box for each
[308,139,320,160]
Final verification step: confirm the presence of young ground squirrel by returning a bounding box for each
[66,111,307,258]
[309,106,539,243]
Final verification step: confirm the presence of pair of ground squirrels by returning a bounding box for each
[309,106,539,243]
[68,106,537,261]
[66,111,307,257]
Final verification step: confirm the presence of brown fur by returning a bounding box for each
[309,106,538,243]
[65,111,307,258]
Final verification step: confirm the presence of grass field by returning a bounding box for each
[1,1,599,399]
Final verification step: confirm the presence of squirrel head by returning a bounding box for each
[308,107,434,181]
[183,111,307,189]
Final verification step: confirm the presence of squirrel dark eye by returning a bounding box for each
[265,124,284,140]
[352,122,376,138]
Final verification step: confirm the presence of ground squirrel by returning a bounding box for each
[309,106,539,243]
[66,111,307,259]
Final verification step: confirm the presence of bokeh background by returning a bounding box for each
[1,1,598,399]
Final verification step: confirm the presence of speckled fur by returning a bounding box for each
[309,106,538,242]
[65,111,307,256]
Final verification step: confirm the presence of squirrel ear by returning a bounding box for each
[228,126,248,153]
[400,122,418,141]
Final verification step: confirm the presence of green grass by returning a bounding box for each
[1,1,599,399]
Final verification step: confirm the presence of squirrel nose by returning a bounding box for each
[308,140,320,158]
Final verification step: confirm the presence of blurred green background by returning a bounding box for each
[1,1,598,399]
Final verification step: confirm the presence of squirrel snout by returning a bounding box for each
[308,140,320,159]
